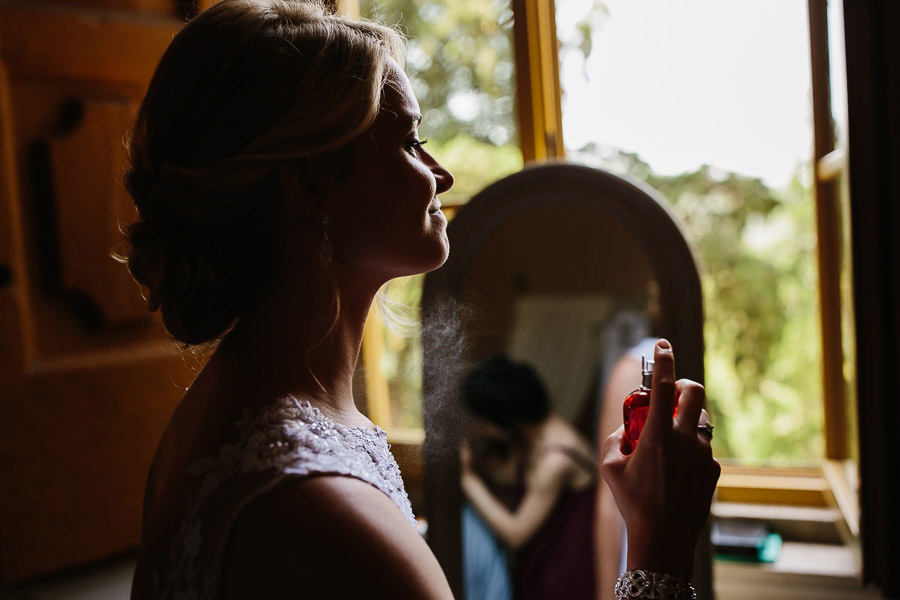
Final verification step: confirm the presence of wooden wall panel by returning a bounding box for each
[2,363,186,580]
[0,3,182,87]
[0,1,192,583]
[45,97,146,324]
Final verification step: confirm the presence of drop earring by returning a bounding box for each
[321,213,333,263]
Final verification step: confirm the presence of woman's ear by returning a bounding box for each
[278,158,334,203]
[277,160,306,202]
[277,160,323,221]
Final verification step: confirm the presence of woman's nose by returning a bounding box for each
[433,161,454,195]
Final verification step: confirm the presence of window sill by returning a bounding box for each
[716,461,860,541]
[717,464,830,506]
[712,501,844,544]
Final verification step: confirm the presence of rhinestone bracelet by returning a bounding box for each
[615,569,697,600]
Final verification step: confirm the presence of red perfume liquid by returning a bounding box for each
[623,385,651,454]
[622,357,678,454]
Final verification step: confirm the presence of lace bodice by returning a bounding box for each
[155,397,415,599]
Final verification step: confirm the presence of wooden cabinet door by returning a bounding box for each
[0,3,190,582]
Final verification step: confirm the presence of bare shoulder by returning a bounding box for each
[220,475,453,599]
[530,448,578,488]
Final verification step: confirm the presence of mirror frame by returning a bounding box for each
[422,162,707,598]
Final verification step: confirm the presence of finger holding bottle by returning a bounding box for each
[641,339,677,442]
[678,380,714,445]
[673,378,704,436]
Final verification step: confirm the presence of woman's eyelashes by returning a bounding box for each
[406,137,428,152]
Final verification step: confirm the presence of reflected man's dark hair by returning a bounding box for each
[460,356,551,432]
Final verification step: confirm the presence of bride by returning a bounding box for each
[123,1,720,597]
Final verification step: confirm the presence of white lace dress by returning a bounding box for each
[154,397,416,599]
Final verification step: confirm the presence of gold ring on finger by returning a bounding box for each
[697,423,714,440]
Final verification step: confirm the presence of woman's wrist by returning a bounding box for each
[625,533,695,581]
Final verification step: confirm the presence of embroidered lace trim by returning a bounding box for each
[156,397,415,599]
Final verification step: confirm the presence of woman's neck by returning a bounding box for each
[208,262,379,427]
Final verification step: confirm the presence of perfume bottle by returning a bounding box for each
[622,356,678,454]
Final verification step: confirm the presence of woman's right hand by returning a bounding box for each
[600,339,720,580]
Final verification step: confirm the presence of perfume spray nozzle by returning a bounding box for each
[641,355,654,387]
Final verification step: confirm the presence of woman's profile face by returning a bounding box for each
[326,58,454,285]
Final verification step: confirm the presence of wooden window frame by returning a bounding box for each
[809,0,853,463]
[511,0,565,162]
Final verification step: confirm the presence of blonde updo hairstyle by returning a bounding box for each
[124,0,404,345]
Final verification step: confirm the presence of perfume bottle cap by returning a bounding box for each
[641,355,654,388]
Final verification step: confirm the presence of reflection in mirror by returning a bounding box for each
[422,164,707,599]
[459,355,600,599]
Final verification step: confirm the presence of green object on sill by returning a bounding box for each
[758,532,783,562]
[713,520,783,563]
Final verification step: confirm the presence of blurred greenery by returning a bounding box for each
[362,0,523,206]
[363,0,516,144]
[426,135,523,204]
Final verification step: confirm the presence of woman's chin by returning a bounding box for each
[431,232,451,269]
[415,233,451,275]
[413,241,449,275]
[371,237,449,281]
